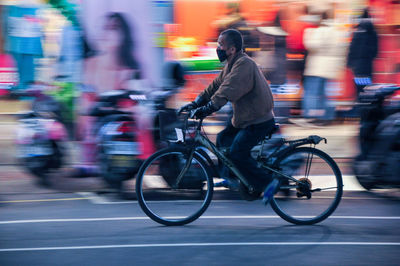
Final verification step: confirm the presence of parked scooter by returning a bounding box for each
[353,83,400,190]
[13,82,148,188]
[89,89,151,190]
[14,62,188,189]
[14,82,72,185]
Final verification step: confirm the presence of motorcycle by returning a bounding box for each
[14,82,149,189]
[353,83,400,190]
[89,89,152,190]
[14,82,72,185]
[14,62,190,189]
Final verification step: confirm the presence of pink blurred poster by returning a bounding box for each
[77,0,156,161]
[81,0,154,94]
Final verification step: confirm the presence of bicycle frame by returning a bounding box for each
[175,120,294,192]
[175,115,327,191]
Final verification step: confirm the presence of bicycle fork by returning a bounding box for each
[173,149,195,189]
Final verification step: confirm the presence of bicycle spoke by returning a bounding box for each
[270,147,343,225]
[304,149,314,179]
[136,147,213,226]
[311,186,339,192]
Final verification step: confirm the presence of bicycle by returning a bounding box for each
[135,111,343,226]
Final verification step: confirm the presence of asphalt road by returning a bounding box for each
[0,167,399,266]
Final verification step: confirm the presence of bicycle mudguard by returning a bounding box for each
[285,135,327,147]
[270,136,327,166]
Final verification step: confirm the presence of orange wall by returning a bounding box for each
[174,0,226,44]
[240,0,277,23]
[174,0,278,45]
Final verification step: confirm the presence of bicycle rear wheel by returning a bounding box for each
[270,147,343,225]
[135,146,213,226]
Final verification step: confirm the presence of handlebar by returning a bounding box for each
[177,110,204,133]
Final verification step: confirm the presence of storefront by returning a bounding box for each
[168,0,400,117]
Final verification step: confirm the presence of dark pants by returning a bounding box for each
[216,118,276,189]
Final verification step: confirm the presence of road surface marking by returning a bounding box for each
[1,215,399,224]
[0,197,89,203]
[1,242,399,252]
[76,192,110,204]
[84,195,394,204]
[0,194,392,204]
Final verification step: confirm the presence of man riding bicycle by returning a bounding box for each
[179,29,279,202]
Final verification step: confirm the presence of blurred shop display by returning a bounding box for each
[0,0,81,94]
[2,4,43,90]
[168,0,400,120]
[0,54,18,97]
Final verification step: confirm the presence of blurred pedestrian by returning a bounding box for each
[286,5,319,82]
[257,10,288,88]
[301,11,346,125]
[347,8,378,100]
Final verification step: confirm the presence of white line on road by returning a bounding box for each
[76,192,110,204]
[1,215,400,224]
[93,195,388,204]
[1,242,399,252]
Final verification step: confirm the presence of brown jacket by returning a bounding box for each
[199,52,274,128]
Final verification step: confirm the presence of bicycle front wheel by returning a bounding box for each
[135,146,213,226]
[270,147,343,225]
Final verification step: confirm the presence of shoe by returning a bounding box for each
[214,179,239,191]
[214,180,228,188]
[262,179,280,205]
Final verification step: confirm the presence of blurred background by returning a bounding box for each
[1,3,400,264]
[0,0,399,119]
[0,0,398,102]
[0,0,400,163]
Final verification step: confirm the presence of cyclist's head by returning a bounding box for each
[220,29,243,53]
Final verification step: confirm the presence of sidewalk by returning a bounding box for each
[0,119,360,165]
[0,98,360,165]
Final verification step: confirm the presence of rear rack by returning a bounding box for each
[285,135,327,147]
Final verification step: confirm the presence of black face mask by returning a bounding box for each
[216,48,228,62]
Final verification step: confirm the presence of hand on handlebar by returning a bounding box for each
[177,102,197,114]
[178,95,209,115]
[190,101,219,120]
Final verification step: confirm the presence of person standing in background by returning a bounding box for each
[3,4,43,90]
[302,11,347,126]
[286,5,319,83]
[347,8,378,100]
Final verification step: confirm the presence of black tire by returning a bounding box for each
[270,147,343,225]
[352,160,375,190]
[98,149,141,190]
[355,177,374,190]
[97,115,140,189]
[136,146,214,226]
[23,141,62,178]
